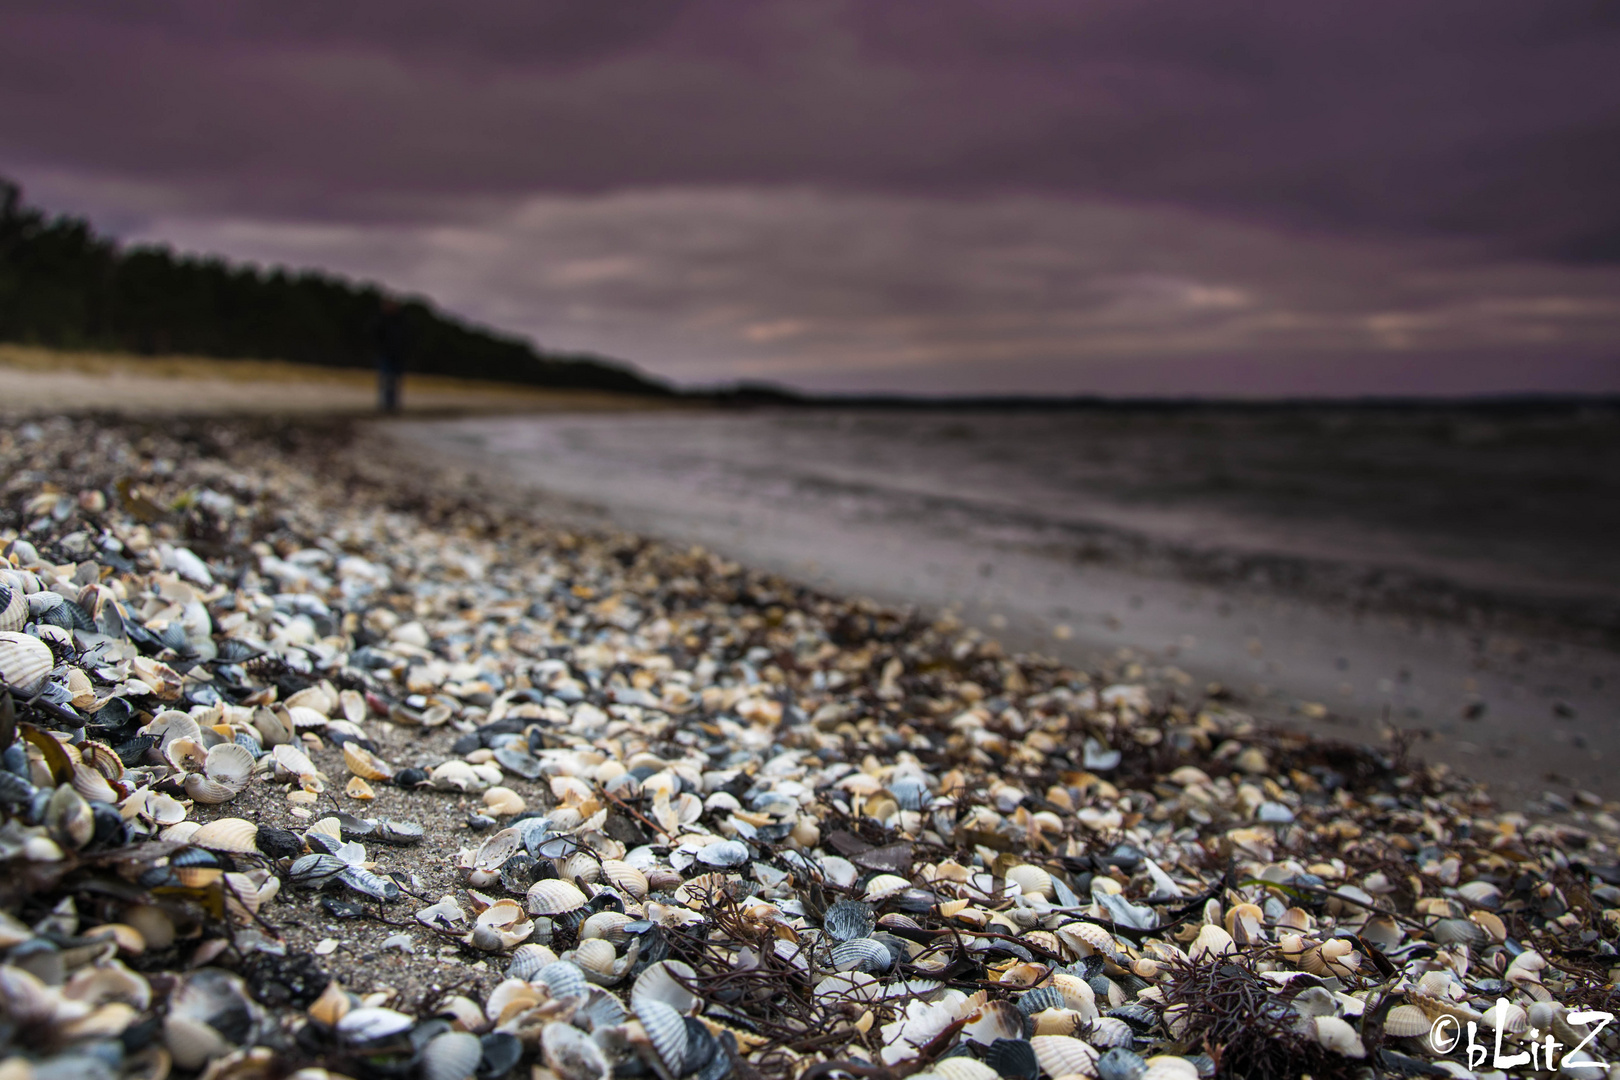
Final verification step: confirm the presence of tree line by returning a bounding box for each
[0,178,672,396]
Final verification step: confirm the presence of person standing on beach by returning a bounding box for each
[372,298,409,413]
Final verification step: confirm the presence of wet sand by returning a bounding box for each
[390,406,1620,805]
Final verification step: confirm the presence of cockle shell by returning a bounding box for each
[420,1031,483,1080]
[0,631,53,693]
[634,998,690,1075]
[632,960,700,1014]
[525,878,587,916]
[600,859,649,899]
[1313,1016,1366,1057]
[1031,1035,1100,1078]
[343,743,394,781]
[1005,864,1053,899]
[542,1020,610,1080]
[190,818,259,853]
[1383,1004,1432,1037]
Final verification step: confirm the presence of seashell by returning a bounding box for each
[1505,949,1546,983]
[483,787,526,816]
[417,895,467,933]
[337,865,399,901]
[864,873,911,900]
[1469,909,1506,942]
[1276,907,1314,933]
[1456,880,1502,908]
[696,838,750,868]
[504,943,558,982]
[935,1059,1000,1080]
[1032,1007,1088,1036]
[1057,922,1118,957]
[1302,938,1360,978]
[48,784,96,849]
[191,817,259,853]
[1050,972,1100,1018]
[1189,924,1236,961]
[1481,1000,1528,1035]
[1017,986,1068,1016]
[0,583,25,632]
[272,743,319,782]
[831,937,894,975]
[1223,902,1265,944]
[0,631,54,693]
[600,859,648,899]
[374,819,425,845]
[1313,1015,1366,1057]
[567,937,618,977]
[580,910,634,944]
[1096,1047,1149,1080]
[824,899,877,942]
[166,969,262,1069]
[962,999,1024,1046]
[420,1031,483,1080]
[1032,1034,1101,1077]
[1430,917,1487,948]
[289,853,348,886]
[1141,1059,1200,1080]
[632,959,700,1014]
[526,878,588,916]
[345,776,376,800]
[437,994,488,1033]
[343,743,394,781]
[484,978,544,1024]
[634,998,691,1075]
[1384,1004,1432,1038]
[182,774,238,804]
[71,762,118,803]
[536,960,589,1001]
[577,988,629,1033]
[1005,863,1053,899]
[542,1020,610,1080]
[338,1005,414,1044]
[1088,1015,1137,1048]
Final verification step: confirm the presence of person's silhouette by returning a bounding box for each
[372,299,408,413]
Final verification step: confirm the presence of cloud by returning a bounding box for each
[90,186,1620,394]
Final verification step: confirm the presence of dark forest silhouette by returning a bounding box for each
[0,178,672,397]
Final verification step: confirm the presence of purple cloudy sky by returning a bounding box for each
[4,0,1620,394]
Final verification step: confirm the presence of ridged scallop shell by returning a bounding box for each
[1096,1047,1149,1080]
[205,742,255,786]
[1430,917,1488,947]
[343,743,394,781]
[1051,972,1100,1016]
[1088,1015,1136,1048]
[1469,910,1506,942]
[0,631,54,693]
[272,743,318,781]
[632,960,700,1014]
[1005,864,1053,899]
[536,960,589,1001]
[824,899,876,943]
[1457,880,1502,908]
[863,873,910,900]
[580,911,634,944]
[182,774,240,804]
[0,584,26,632]
[71,763,118,803]
[505,943,557,982]
[600,859,648,899]
[935,1059,1000,1080]
[1058,922,1118,956]
[1032,1035,1100,1079]
[419,1031,483,1080]
[569,938,618,977]
[1140,1059,1199,1080]
[1482,1000,1528,1034]
[634,998,690,1074]
[190,817,259,853]
[962,999,1024,1046]
[1384,1004,1432,1038]
[831,937,894,974]
[526,878,587,916]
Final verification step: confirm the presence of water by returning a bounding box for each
[393,404,1620,801]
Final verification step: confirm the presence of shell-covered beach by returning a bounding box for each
[2,414,1619,1080]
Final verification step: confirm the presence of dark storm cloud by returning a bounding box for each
[4,0,1619,253]
[3,1,1619,394]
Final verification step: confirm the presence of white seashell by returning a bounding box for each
[1087,1015,1136,1048]
[634,997,690,1074]
[0,582,26,632]
[1141,1058,1200,1080]
[536,961,590,1001]
[1457,880,1502,908]
[1481,1000,1527,1035]
[1314,1015,1366,1058]
[272,743,318,781]
[580,911,634,944]
[961,1000,1023,1046]
[480,786,525,816]
[542,1020,610,1080]
[505,943,559,982]
[484,978,543,1024]
[1189,924,1236,961]
[71,763,118,803]
[934,1060,1000,1080]
[569,938,618,976]
[525,878,587,915]
[190,817,259,853]
[1031,1034,1099,1077]
[1005,864,1053,899]
[341,742,393,781]
[205,741,257,787]
[419,1030,483,1080]
[183,774,240,804]
[1383,1004,1431,1038]
[864,873,911,900]
[430,760,486,793]
[600,859,649,899]
[338,1006,414,1043]
[632,959,700,1014]
[0,631,53,693]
